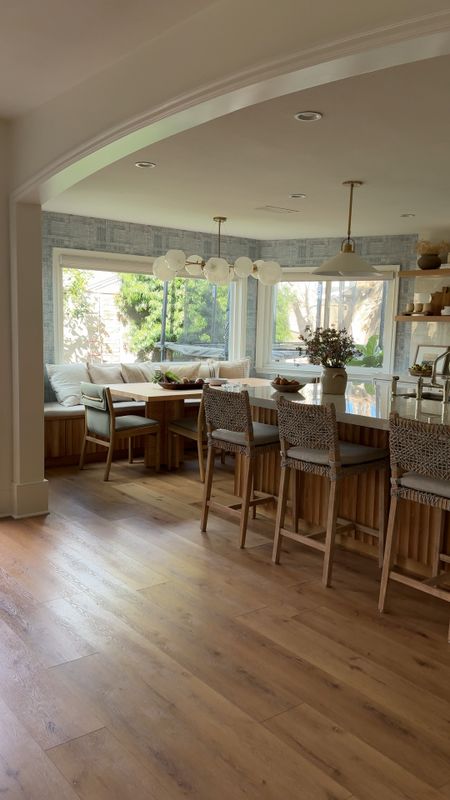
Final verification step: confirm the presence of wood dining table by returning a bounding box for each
[108,378,272,465]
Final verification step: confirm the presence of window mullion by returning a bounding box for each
[323,282,331,327]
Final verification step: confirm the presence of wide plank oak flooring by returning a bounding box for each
[0,459,448,799]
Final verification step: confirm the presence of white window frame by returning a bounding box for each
[52,247,243,362]
[255,265,399,379]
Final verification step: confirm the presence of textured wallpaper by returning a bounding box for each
[42,212,418,396]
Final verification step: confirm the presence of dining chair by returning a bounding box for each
[79,382,160,480]
[273,396,389,586]
[379,413,450,637]
[167,395,206,482]
[200,385,280,547]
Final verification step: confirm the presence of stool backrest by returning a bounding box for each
[80,382,114,439]
[203,385,253,441]
[389,412,450,481]
[276,396,340,466]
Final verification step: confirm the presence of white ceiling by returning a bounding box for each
[0,0,214,117]
[45,54,450,239]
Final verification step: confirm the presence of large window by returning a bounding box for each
[257,268,398,374]
[54,251,231,363]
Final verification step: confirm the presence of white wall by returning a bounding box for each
[0,120,11,515]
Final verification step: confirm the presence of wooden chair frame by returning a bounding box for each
[167,397,207,482]
[79,386,160,481]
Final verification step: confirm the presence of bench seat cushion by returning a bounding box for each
[44,400,146,418]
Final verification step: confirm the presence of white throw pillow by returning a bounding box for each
[88,363,125,401]
[46,363,90,407]
[121,362,149,383]
[217,358,250,378]
[88,363,124,385]
[198,359,217,379]
[140,362,161,381]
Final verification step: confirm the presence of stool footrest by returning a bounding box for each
[279,528,326,552]
[336,516,380,538]
[388,570,450,603]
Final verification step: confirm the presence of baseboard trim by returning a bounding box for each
[11,479,49,519]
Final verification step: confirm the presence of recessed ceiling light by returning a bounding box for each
[134,160,157,169]
[294,111,323,122]
[401,213,415,218]
[289,193,306,199]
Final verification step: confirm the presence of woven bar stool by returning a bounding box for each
[273,396,389,586]
[200,385,280,547]
[379,413,450,637]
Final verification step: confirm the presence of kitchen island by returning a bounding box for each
[231,378,450,577]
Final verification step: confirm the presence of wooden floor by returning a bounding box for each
[0,459,449,799]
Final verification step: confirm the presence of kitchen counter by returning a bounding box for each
[229,378,449,577]
[226,378,450,430]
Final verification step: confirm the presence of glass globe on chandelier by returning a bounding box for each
[152,216,282,286]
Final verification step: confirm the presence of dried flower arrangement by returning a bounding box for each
[298,327,359,368]
[416,240,450,255]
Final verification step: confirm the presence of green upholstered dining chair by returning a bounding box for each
[79,382,160,481]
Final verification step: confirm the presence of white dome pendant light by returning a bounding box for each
[314,181,381,278]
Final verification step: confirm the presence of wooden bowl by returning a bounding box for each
[408,368,432,378]
[270,380,304,393]
[159,381,202,390]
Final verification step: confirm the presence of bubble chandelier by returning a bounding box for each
[152,216,282,286]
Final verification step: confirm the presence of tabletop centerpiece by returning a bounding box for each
[298,326,359,395]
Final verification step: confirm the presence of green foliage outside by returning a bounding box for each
[274,281,384,368]
[116,273,229,360]
[275,283,318,342]
[348,335,383,368]
[63,268,111,362]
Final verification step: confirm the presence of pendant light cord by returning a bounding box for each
[346,182,354,243]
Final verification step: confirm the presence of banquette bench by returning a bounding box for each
[44,358,250,466]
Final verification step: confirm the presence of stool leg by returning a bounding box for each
[273,466,289,564]
[291,469,299,533]
[239,455,253,549]
[378,495,399,613]
[322,479,339,587]
[128,438,133,464]
[377,467,390,567]
[431,509,446,578]
[251,472,257,519]
[197,436,206,483]
[200,445,215,532]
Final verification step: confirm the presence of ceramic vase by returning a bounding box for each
[321,367,347,395]
[417,254,441,270]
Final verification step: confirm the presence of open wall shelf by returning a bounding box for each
[398,269,450,278]
[395,315,450,322]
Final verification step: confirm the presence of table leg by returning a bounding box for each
[144,399,184,467]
